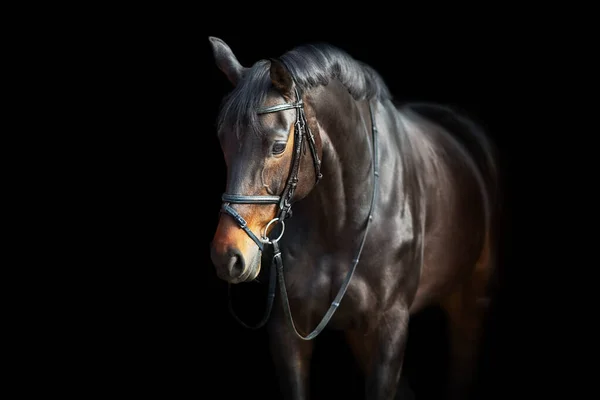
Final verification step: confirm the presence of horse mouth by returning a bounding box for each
[247,261,261,281]
[244,249,262,282]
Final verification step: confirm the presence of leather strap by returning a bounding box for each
[220,203,265,251]
[227,252,277,330]
[222,194,280,204]
[275,102,379,340]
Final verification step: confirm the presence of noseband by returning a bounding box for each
[219,67,379,340]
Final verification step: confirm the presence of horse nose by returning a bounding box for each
[211,245,246,280]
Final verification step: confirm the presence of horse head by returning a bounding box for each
[208,37,322,284]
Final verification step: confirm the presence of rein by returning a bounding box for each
[221,72,379,340]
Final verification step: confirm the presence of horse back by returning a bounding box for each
[395,103,499,313]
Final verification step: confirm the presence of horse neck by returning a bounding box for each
[298,83,376,235]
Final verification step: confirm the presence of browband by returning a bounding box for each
[256,102,303,114]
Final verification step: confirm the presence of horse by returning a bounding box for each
[207,36,501,400]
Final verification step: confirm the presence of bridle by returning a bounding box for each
[219,66,379,340]
[220,83,322,252]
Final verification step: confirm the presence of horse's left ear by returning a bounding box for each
[270,59,294,96]
[209,36,247,86]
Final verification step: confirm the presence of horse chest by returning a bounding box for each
[281,251,378,330]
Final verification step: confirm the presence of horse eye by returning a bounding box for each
[272,141,286,155]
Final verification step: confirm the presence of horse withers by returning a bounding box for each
[208,36,500,400]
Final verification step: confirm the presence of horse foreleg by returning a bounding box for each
[267,318,314,400]
[347,306,410,400]
[441,275,490,400]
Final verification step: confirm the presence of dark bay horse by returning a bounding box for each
[208,36,500,400]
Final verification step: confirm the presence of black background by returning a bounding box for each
[89,23,568,400]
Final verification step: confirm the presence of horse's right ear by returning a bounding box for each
[269,58,294,97]
[208,36,247,86]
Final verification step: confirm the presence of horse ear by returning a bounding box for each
[269,58,294,95]
[208,36,246,86]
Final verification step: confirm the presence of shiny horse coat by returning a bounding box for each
[208,36,500,400]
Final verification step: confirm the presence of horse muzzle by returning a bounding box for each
[210,244,261,284]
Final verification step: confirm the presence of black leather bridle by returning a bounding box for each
[220,68,379,340]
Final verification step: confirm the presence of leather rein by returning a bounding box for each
[220,73,379,340]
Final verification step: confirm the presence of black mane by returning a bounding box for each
[216,43,392,138]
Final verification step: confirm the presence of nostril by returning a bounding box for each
[227,249,245,278]
[211,244,246,281]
